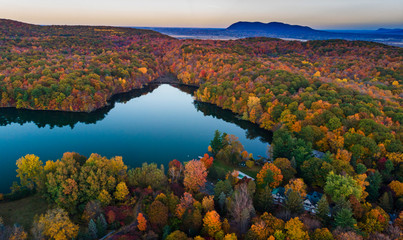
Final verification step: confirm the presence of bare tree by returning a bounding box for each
[229,183,255,233]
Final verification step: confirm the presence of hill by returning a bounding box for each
[376,28,403,35]
[227,21,320,34]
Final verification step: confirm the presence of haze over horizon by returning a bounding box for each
[1,0,402,30]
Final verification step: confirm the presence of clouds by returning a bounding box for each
[0,0,401,29]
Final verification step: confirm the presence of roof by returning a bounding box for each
[307,191,322,204]
[272,187,285,195]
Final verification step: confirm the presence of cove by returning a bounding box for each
[0,84,272,193]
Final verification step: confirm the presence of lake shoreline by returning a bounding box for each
[0,74,200,114]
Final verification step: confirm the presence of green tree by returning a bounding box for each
[128,162,167,189]
[166,230,188,240]
[96,214,107,238]
[285,190,303,215]
[273,158,296,184]
[272,129,312,170]
[210,130,225,155]
[326,117,341,131]
[317,195,330,223]
[216,134,245,165]
[301,157,332,188]
[334,208,356,230]
[356,163,367,174]
[214,179,233,199]
[382,160,394,181]
[366,171,382,202]
[324,171,362,202]
[379,192,393,213]
[254,185,273,213]
[88,219,97,239]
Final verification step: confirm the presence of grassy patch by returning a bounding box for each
[209,159,261,182]
[0,194,49,230]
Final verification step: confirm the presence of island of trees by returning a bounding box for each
[0,19,402,239]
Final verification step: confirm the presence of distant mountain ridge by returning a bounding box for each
[376,28,403,35]
[227,21,320,34]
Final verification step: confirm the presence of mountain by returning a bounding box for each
[376,28,403,35]
[227,21,321,34]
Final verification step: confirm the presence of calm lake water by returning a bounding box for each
[0,84,271,193]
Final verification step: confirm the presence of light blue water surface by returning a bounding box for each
[0,84,271,193]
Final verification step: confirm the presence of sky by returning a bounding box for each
[1,0,402,30]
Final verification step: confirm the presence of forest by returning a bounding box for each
[0,131,402,239]
[0,19,402,239]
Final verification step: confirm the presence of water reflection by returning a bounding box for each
[193,101,272,143]
[0,84,159,129]
[0,83,271,144]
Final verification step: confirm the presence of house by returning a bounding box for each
[307,191,322,205]
[272,187,285,204]
[237,171,255,181]
[303,199,317,213]
[304,192,323,214]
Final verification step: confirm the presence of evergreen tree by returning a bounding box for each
[88,219,98,239]
[290,156,297,169]
[382,160,394,181]
[334,208,356,230]
[367,171,382,202]
[317,195,330,223]
[254,185,273,213]
[210,130,224,155]
[285,190,303,215]
[162,226,171,240]
[218,192,227,213]
[333,198,351,215]
[356,163,367,174]
[379,192,393,213]
[96,214,107,238]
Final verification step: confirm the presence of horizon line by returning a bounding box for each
[2,18,403,31]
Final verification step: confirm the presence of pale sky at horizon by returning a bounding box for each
[1,0,402,30]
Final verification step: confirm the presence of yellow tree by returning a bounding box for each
[284,217,309,240]
[224,233,237,240]
[97,189,112,206]
[249,220,269,240]
[202,195,215,212]
[279,109,296,129]
[114,182,129,201]
[79,154,127,203]
[389,180,403,197]
[8,226,28,240]
[285,178,307,198]
[359,207,390,234]
[16,154,44,190]
[36,208,79,240]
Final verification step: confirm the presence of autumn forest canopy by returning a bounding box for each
[0,19,402,157]
[0,19,402,239]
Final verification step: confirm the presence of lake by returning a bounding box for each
[0,84,272,193]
